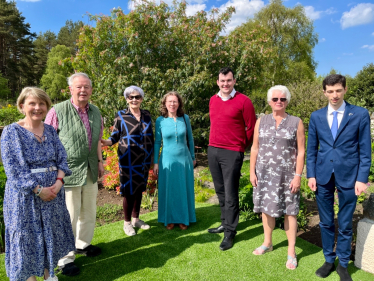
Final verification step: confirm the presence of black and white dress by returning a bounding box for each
[253,114,301,217]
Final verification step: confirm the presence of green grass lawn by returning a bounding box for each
[1,203,373,281]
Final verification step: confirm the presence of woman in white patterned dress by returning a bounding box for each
[250,85,305,270]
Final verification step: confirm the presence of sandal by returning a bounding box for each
[166,223,175,230]
[252,244,273,255]
[286,255,298,270]
[123,222,136,236]
[132,219,150,230]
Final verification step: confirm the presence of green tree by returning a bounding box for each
[57,20,84,55]
[71,1,270,146]
[33,30,57,85]
[238,0,318,89]
[0,73,10,100]
[40,45,72,101]
[0,0,36,97]
[346,63,374,113]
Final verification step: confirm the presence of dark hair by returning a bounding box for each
[218,67,235,79]
[323,74,346,90]
[160,91,185,117]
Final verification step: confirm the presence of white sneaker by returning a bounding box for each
[123,222,136,236]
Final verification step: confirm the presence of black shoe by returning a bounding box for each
[60,262,80,276]
[315,262,335,278]
[336,264,353,281]
[75,244,102,257]
[219,236,234,251]
[208,225,225,234]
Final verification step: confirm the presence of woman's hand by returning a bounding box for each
[193,160,196,167]
[290,176,301,194]
[250,173,258,188]
[38,187,57,202]
[101,139,112,147]
[51,179,63,195]
[153,164,159,178]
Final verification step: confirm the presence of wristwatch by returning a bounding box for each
[56,177,65,184]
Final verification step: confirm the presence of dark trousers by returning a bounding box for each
[316,173,357,268]
[123,189,143,221]
[208,146,244,238]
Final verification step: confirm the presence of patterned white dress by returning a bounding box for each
[253,114,301,217]
[1,123,75,281]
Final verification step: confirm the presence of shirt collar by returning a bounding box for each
[328,101,346,115]
[217,88,236,100]
[70,97,89,113]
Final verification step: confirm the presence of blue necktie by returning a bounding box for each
[331,111,338,140]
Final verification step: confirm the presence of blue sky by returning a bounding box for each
[14,0,374,77]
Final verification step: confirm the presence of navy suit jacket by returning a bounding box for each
[306,102,371,187]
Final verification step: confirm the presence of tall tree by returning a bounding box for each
[40,44,72,101]
[0,0,36,97]
[237,0,318,88]
[57,20,84,55]
[0,72,10,100]
[33,30,57,85]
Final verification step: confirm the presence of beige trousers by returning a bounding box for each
[58,168,98,266]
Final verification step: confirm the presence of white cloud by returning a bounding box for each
[362,44,374,50]
[304,6,337,20]
[320,38,326,42]
[218,0,265,33]
[340,3,374,29]
[186,4,206,16]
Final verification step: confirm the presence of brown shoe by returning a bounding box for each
[179,224,188,230]
[166,223,175,230]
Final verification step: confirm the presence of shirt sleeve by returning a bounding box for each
[0,125,38,194]
[185,115,195,161]
[153,117,162,164]
[109,112,121,145]
[44,108,59,131]
[243,98,257,147]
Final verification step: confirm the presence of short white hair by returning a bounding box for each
[67,72,92,87]
[124,86,144,99]
[267,85,291,103]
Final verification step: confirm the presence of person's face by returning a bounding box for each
[165,95,179,114]
[69,76,93,105]
[324,83,347,109]
[126,92,143,109]
[217,72,236,96]
[269,90,288,112]
[21,96,48,122]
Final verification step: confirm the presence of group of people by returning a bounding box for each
[0,67,371,281]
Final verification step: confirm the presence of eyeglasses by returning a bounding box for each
[272,98,287,102]
[127,95,142,100]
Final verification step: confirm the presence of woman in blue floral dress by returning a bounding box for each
[1,87,75,281]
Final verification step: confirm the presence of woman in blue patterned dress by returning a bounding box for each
[153,92,196,230]
[1,87,75,281]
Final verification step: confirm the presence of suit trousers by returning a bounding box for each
[58,168,98,266]
[316,173,357,268]
[208,146,244,238]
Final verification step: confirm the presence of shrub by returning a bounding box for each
[194,179,215,203]
[0,104,23,126]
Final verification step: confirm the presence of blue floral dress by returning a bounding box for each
[1,123,75,281]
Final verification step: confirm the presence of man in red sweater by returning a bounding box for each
[207,67,256,251]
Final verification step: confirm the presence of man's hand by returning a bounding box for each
[308,177,317,191]
[98,162,104,178]
[355,181,368,196]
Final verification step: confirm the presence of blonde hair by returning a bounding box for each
[17,87,52,114]
[160,91,184,117]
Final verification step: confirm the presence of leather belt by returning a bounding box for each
[30,166,57,173]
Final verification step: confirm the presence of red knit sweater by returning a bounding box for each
[209,92,256,152]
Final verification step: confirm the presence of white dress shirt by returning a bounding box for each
[217,88,236,101]
[327,101,346,129]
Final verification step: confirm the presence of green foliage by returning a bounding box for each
[346,63,374,113]
[0,73,10,100]
[300,176,316,200]
[0,104,24,126]
[369,157,374,183]
[0,164,6,251]
[287,79,326,125]
[40,45,73,101]
[71,1,270,147]
[57,20,84,55]
[194,180,215,203]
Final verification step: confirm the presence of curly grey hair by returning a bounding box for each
[123,86,144,99]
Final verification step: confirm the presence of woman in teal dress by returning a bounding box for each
[153,92,196,230]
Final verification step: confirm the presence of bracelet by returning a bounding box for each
[36,185,44,196]
[295,174,302,177]
[56,177,64,184]
[98,159,102,163]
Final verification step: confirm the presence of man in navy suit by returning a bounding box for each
[307,74,371,281]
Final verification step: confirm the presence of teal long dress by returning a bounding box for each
[154,114,196,226]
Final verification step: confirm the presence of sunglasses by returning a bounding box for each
[272,98,287,102]
[127,95,142,100]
